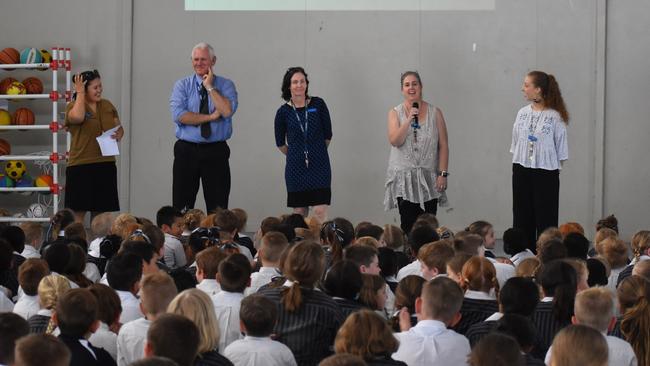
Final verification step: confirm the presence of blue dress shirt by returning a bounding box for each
[170,73,238,143]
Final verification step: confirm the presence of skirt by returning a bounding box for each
[65,162,120,212]
[287,187,331,207]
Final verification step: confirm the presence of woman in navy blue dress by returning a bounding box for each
[275,67,332,221]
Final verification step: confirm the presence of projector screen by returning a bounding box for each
[185,0,495,11]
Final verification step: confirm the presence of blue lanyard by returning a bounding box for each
[291,99,310,167]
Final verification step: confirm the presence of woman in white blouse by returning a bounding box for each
[385,71,449,234]
[511,71,569,252]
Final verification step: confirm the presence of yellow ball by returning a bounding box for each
[6,81,26,95]
[5,160,26,181]
[0,109,11,125]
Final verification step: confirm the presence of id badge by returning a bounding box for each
[527,135,537,164]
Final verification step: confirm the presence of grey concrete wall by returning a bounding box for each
[1,0,647,240]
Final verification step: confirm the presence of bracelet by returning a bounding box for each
[439,171,449,177]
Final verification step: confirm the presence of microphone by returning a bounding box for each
[412,102,419,125]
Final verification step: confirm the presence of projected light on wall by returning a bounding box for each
[185,0,495,11]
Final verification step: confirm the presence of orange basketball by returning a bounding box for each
[0,48,20,70]
[0,138,10,155]
[0,77,17,94]
[22,77,43,94]
[13,108,35,125]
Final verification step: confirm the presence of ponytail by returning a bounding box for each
[528,71,570,124]
[282,281,303,312]
[618,276,650,366]
[539,260,577,325]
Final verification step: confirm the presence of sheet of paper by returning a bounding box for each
[96,125,121,156]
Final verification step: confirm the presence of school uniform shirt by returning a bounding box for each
[20,245,40,259]
[511,249,536,267]
[89,237,104,258]
[197,279,222,296]
[396,259,422,281]
[486,257,516,289]
[89,322,118,361]
[84,262,102,283]
[258,283,344,366]
[116,317,150,366]
[164,233,187,269]
[544,333,637,366]
[59,333,116,366]
[531,297,568,359]
[13,293,39,319]
[211,290,245,352]
[0,291,13,312]
[115,290,143,324]
[224,336,297,366]
[465,312,503,347]
[392,319,470,366]
[453,290,499,336]
[247,267,281,295]
[333,297,364,319]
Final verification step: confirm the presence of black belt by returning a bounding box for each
[178,139,226,146]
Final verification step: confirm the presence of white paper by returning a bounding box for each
[96,125,121,156]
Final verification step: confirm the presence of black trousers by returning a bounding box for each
[397,197,438,234]
[173,140,230,213]
[512,163,559,252]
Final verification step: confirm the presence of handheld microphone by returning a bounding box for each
[412,102,419,125]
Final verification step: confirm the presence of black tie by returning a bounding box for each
[200,85,211,138]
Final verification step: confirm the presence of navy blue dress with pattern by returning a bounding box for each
[274,96,332,207]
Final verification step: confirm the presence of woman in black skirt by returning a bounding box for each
[274,67,332,222]
[64,69,123,222]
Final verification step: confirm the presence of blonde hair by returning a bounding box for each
[631,230,650,260]
[111,213,137,238]
[140,272,178,316]
[38,274,71,334]
[91,212,114,238]
[183,209,206,232]
[550,324,608,366]
[20,222,44,246]
[600,237,629,269]
[515,257,541,278]
[536,227,562,252]
[356,236,380,248]
[167,289,220,354]
[382,225,405,249]
[594,228,618,255]
[574,287,614,332]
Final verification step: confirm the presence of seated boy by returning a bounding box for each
[392,277,470,366]
[19,222,43,259]
[156,206,186,269]
[418,241,455,281]
[224,294,296,365]
[144,314,200,366]
[247,231,287,294]
[0,312,29,365]
[53,288,116,365]
[213,253,252,351]
[14,258,50,319]
[117,272,178,366]
[14,334,71,366]
[106,252,144,323]
[196,246,227,296]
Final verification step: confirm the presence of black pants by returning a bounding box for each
[173,140,230,213]
[512,163,559,252]
[397,197,438,234]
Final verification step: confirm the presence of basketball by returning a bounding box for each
[20,47,42,64]
[35,175,53,193]
[22,77,43,94]
[0,138,10,155]
[0,109,11,126]
[38,49,51,70]
[5,160,27,180]
[0,77,17,94]
[0,48,20,69]
[6,81,26,95]
[26,203,47,218]
[13,108,35,125]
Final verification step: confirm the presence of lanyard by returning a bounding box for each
[290,99,310,168]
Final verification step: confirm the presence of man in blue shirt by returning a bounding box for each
[169,42,238,213]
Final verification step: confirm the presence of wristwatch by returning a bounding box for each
[439,171,449,177]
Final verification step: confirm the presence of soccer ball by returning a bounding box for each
[5,160,26,180]
[26,203,47,218]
